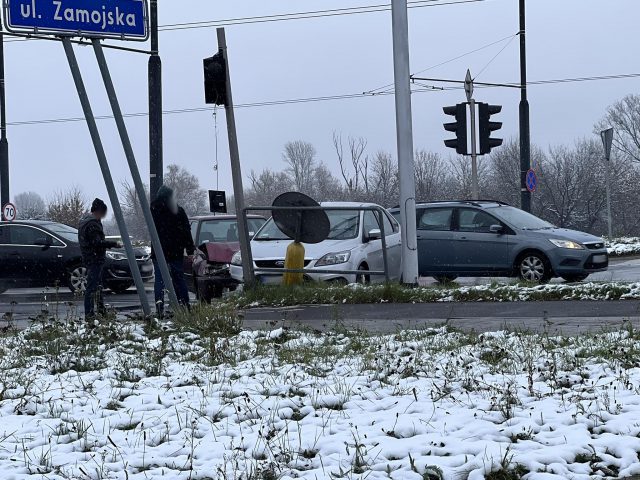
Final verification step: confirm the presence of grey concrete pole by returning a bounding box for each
[92,39,178,309]
[391,0,419,285]
[61,37,150,316]
[148,0,163,200]
[216,28,255,286]
[519,0,532,212]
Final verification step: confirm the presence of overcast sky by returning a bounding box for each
[4,0,639,209]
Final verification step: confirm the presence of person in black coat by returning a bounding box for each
[78,198,120,318]
[150,185,195,314]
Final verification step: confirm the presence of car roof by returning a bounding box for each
[320,201,382,208]
[189,214,266,221]
[389,200,510,210]
[0,220,69,228]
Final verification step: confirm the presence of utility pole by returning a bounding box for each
[0,24,9,211]
[519,0,531,212]
[148,0,162,200]
[216,28,255,286]
[391,0,419,285]
[601,127,614,238]
[465,70,479,200]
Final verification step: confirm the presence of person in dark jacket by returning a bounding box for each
[78,199,120,318]
[150,185,195,314]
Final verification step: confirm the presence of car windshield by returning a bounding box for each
[490,206,554,230]
[255,210,360,241]
[47,223,79,242]
[197,218,265,244]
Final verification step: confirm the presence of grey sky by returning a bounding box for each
[4,0,639,208]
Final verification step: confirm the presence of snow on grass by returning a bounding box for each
[1,309,640,479]
[607,237,640,257]
[230,282,640,308]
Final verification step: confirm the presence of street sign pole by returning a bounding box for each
[148,0,162,200]
[391,0,419,285]
[62,37,150,316]
[92,38,178,310]
[0,21,8,213]
[601,127,614,238]
[519,0,532,213]
[465,70,479,200]
[216,28,255,287]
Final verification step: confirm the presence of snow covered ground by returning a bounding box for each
[607,237,640,257]
[1,313,640,480]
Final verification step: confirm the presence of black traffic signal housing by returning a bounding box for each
[203,51,227,106]
[443,103,468,155]
[478,103,503,154]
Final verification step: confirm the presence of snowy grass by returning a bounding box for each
[230,282,640,308]
[607,237,640,257]
[1,307,640,479]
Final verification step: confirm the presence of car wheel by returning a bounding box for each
[562,274,589,283]
[109,282,133,294]
[518,253,551,283]
[356,264,370,285]
[433,275,458,284]
[68,265,88,293]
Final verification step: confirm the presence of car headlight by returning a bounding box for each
[231,251,242,266]
[316,251,351,267]
[106,251,128,261]
[549,239,584,250]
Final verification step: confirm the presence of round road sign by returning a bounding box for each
[2,202,17,222]
[525,169,538,193]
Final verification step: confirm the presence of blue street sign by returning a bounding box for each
[526,169,537,193]
[4,0,148,41]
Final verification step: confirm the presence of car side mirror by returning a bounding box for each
[489,225,504,234]
[367,229,382,241]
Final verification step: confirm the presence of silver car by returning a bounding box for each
[389,201,608,283]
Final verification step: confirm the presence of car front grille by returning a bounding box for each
[584,242,605,250]
[255,260,312,269]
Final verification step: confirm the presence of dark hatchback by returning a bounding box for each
[0,220,153,294]
[186,215,266,302]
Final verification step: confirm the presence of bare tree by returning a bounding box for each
[47,186,88,227]
[312,162,343,201]
[333,132,368,198]
[368,151,398,207]
[120,180,150,241]
[14,191,47,220]
[245,168,294,208]
[597,94,640,162]
[164,164,207,216]
[414,150,453,202]
[282,141,316,193]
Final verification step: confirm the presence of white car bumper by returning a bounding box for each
[230,263,357,285]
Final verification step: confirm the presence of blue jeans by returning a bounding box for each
[153,259,190,314]
[84,263,105,317]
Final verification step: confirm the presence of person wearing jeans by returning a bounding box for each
[150,185,195,315]
[78,199,120,319]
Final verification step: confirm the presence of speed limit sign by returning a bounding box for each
[2,202,17,222]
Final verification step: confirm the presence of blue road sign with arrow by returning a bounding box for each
[526,169,537,193]
[4,0,148,41]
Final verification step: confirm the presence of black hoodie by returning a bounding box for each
[78,213,118,265]
[150,186,195,262]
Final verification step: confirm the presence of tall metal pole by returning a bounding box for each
[391,0,419,285]
[92,39,178,309]
[0,24,9,212]
[519,0,532,212]
[148,0,163,200]
[216,28,255,286]
[469,99,479,200]
[62,38,150,316]
[601,127,614,238]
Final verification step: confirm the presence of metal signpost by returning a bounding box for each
[2,0,181,314]
[601,128,614,238]
[391,0,419,286]
[2,201,16,222]
[465,70,479,201]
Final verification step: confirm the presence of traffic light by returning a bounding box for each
[203,51,227,106]
[478,103,503,155]
[443,103,468,155]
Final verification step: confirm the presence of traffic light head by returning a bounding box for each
[443,103,468,155]
[478,102,503,155]
[203,51,227,106]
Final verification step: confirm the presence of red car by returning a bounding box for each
[185,215,266,302]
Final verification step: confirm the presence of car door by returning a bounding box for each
[361,210,385,275]
[416,207,455,275]
[0,225,12,287]
[451,208,511,273]
[382,212,402,280]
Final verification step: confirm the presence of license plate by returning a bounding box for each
[592,254,607,263]
[141,265,154,272]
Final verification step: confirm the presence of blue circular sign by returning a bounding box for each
[526,169,538,193]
